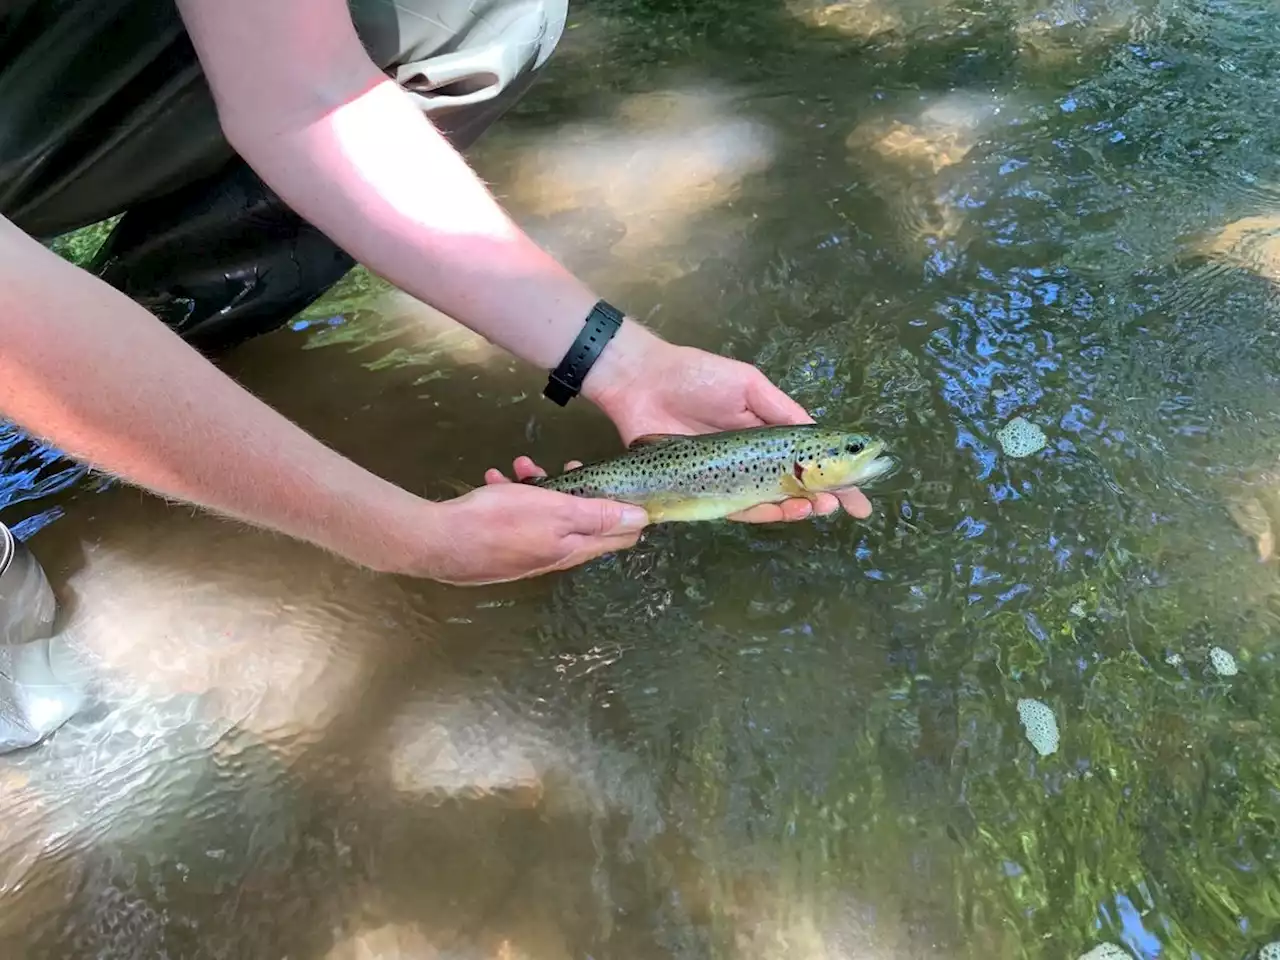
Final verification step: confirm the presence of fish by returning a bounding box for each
[521,424,897,523]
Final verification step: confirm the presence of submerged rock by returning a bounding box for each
[1016,697,1060,756]
[996,416,1048,458]
[1219,459,1280,562]
[1198,213,1280,283]
[1079,944,1134,960]
[1208,645,1239,677]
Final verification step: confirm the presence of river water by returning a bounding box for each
[4,0,1280,957]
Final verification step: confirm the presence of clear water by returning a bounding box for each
[5,0,1280,956]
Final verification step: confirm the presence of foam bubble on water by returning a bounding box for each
[1259,941,1280,960]
[996,416,1048,458]
[1209,646,1239,677]
[1079,944,1134,960]
[1016,698,1060,756]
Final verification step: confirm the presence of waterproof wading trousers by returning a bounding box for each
[0,0,568,351]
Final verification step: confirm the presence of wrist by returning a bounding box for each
[577,317,668,419]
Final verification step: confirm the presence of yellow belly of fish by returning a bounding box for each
[630,482,810,523]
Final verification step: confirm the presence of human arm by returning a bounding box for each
[172,0,872,523]
[0,217,646,584]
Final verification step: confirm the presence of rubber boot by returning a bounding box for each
[88,164,359,353]
[0,522,88,753]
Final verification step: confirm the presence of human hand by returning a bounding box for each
[416,476,648,586]
[583,326,873,524]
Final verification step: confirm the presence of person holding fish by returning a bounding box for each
[0,0,876,587]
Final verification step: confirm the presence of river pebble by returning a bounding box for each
[996,416,1047,458]
[1016,697,1060,756]
[1079,945,1133,960]
[1209,646,1239,677]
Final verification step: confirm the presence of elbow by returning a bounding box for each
[215,57,388,158]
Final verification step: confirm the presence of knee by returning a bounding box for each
[353,0,567,77]
[532,0,569,71]
[353,0,568,148]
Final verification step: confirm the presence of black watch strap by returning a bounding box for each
[543,300,625,406]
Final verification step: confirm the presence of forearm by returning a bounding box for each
[176,0,659,408]
[0,219,427,570]
[233,77,604,368]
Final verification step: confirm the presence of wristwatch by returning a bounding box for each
[542,300,625,406]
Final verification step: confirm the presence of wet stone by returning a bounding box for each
[996,417,1047,458]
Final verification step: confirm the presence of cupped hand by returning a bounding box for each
[589,335,872,523]
[420,472,648,586]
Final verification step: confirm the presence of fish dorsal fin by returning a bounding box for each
[627,433,682,449]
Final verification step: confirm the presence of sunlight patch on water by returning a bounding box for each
[321,923,441,960]
[846,91,1018,259]
[1015,0,1156,69]
[846,91,1004,176]
[721,886,955,960]
[785,0,904,38]
[349,290,508,372]
[1196,213,1280,284]
[379,695,549,808]
[848,116,978,184]
[40,521,395,750]
[488,85,776,280]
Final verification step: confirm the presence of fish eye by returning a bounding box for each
[846,441,865,454]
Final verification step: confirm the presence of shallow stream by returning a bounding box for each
[6,0,1280,956]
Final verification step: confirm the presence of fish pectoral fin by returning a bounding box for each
[779,471,816,501]
[627,433,683,449]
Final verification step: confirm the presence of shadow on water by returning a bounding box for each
[10,0,1280,957]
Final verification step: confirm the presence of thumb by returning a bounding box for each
[566,498,650,536]
[746,372,814,426]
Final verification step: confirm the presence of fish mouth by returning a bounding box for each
[859,455,899,484]
[853,440,898,485]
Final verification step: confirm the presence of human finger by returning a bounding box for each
[726,493,848,523]
[744,372,815,426]
[810,492,842,517]
[835,488,872,519]
[484,456,548,485]
[726,501,799,523]
[511,456,547,481]
[562,498,649,537]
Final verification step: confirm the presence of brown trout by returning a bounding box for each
[523,425,896,523]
